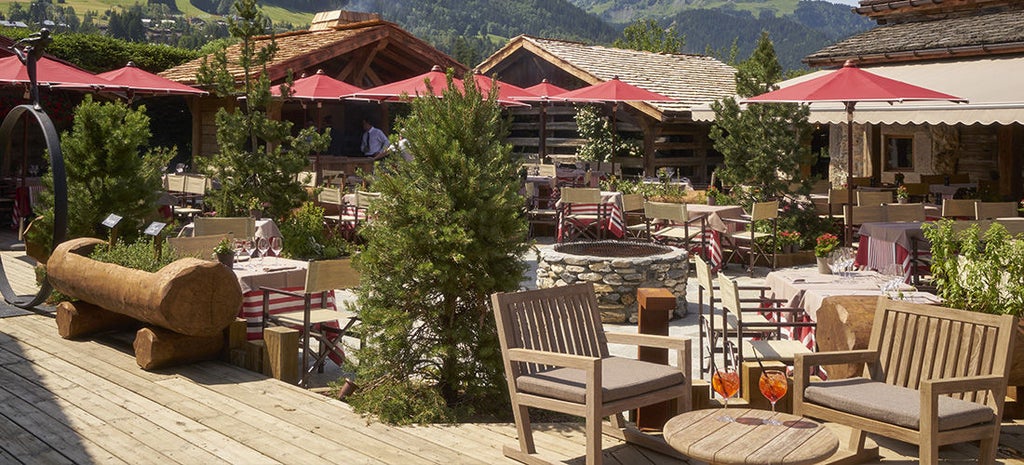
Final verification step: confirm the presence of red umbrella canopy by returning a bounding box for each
[271,69,361,100]
[97,61,206,96]
[523,79,568,99]
[0,55,109,88]
[346,65,462,101]
[743,61,967,104]
[470,72,534,106]
[557,76,675,103]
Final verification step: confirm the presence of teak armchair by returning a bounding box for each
[491,283,692,465]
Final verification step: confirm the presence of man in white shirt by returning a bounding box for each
[360,118,390,159]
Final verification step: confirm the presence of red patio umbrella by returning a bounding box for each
[743,60,967,245]
[271,69,363,181]
[96,61,207,101]
[517,79,568,158]
[345,65,529,107]
[0,55,109,88]
[557,76,675,162]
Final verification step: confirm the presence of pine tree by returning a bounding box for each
[348,72,529,424]
[613,19,685,54]
[194,0,327,220]
[29,96,169,255]
[709,31,814,203]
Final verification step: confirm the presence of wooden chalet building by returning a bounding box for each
[477,35,736,183]
[754,0,1024,199]
[161,11,465,161]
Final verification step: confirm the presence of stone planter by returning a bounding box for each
[536,241,688,324]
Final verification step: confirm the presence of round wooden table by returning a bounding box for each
[664,408,839,465]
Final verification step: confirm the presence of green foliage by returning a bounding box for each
[348,71,529,424]
[814,232,839,257]
[28,96,171,257]
[0,28,201,73]
[89,238,176,273]
[574,104,642,162]
[277,201,349,260]
[194,0,328,220]
[923,220,1024,316]
[612,18,684,54]
[774,199,834,251]
[710,31,814,204]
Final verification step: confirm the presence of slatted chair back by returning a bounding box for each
[193,217,256,239]
[305,258,360,294]
[902,183,930,199]
[845,205,885,226]
[828,188,850,205]
[296,171,317,188]
[321,169,345,186]
[975,201,1018,220]
[884,203,926,222]
[165,174,186,193]
[644,201,689,224]
[867,299,1015,407]
[166,233,232,259]
[183,175,208,196]
[356,190,381,209]
[992,219,1024,235]
[560,187,601,205]
[318,187,344,207]
[621,193,644,213]
[857,190,893,206]
[941,199,976,219]
[750,200,778,221]
[493,283,609,376]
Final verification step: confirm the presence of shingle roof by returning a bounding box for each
[161,20,463,86]
[805,7,1024,65]
[513,36,736,114]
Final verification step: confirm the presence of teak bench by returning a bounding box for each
[794,298,1017,464]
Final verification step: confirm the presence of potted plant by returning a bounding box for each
[814,233,839,274]
[896,185,909,204]
[706,185,719,206]
[213,237,235,268]
[779,230,801,254]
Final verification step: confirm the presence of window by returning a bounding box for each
[884,135,914,171]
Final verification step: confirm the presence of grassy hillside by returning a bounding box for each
[572,0,806,23]
[0,0,314,26]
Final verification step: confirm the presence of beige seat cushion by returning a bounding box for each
[516,356,685,404]
[805,377,994,432]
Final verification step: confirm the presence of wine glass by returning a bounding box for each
[270,236,283,257]
[879,263,907,299]
[239,239,254,270]
[257,237,270,266]
[711,368,740,422]
[758,369,788,425]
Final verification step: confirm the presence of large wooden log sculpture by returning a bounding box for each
[47,238,242,337]
[814,295,878,380]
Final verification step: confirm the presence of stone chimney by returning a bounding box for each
[309,10,381,31]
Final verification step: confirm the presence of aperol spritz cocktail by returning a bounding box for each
[758,369,788,425]
[712,369,740,422]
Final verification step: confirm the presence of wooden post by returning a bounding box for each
[133,326,224,370]
[636,288,676,431]
[246,340,265,373]
[263,326,299,384]
[741,361,790,413]
[224,318,247,362]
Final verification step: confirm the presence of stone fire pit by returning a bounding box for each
[536,241,688,323]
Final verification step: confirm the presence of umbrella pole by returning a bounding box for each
[845,101,855,247]
[540,100,548,160]
[315,102,322,186]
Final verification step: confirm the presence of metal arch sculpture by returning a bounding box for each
[0,28,68,308]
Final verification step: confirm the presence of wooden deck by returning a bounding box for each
[1,243,1024,464]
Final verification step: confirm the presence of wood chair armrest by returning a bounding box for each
[921,374,1006,397]
[796,349,877,367]
[605,332,689,351]
[722,217,751,225]
[507,347,600,371]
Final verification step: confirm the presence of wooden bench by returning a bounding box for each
[794,298,1016,464]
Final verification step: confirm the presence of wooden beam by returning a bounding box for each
[353,39,389,84]
[997,124,1024,201]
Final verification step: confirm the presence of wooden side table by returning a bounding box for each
[664,408,838,465]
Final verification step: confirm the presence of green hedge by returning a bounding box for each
[1,28,200,73]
